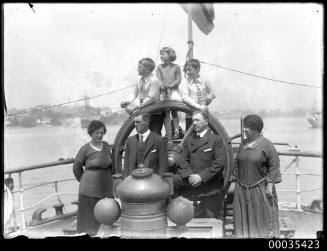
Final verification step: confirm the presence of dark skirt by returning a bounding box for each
[233,184,280,238]
[76,194,101,236]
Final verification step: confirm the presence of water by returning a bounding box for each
[4,116,323,226]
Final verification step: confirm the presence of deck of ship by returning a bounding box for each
[279,210,322,238]
[5,208,322,239]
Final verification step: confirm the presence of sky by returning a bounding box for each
[3,3,323,112]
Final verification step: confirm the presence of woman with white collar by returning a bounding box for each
[73,120,113,236]
[233,114,282,238]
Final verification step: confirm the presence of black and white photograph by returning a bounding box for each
[3,3,323,239]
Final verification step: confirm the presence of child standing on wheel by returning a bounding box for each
[179,59,216,132]
[156,47,182,139]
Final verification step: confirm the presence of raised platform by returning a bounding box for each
[96,218,223,238]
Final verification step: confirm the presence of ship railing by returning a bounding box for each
[4,158,76,231]
[231,140,323,212]
[4,142,322,232]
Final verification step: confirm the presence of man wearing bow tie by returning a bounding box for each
[173,110,226,219]
[122,112,168,177]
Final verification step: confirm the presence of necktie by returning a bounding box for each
[194,80,202,103]
[140,134,143,142]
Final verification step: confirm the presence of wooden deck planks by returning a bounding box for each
[279,210,322,238]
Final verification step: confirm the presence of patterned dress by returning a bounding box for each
[233,136,282,238]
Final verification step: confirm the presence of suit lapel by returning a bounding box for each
[189,132,209,152]
[131,135,138,166]
[144,132,156,159]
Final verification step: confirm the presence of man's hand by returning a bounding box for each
[125,103,138,115]
[188,174,202,187]
[121,101,130,108]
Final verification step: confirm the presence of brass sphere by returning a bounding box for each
[167,196,194,226]
[94,198,121,226]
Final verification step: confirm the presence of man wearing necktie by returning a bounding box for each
[179,59,216,132]
[173,110,226,220]
[122,112,168,178]
[120,58,165,135]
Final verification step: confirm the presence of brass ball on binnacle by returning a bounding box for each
[167,196,194,226]
[94,198,121,226]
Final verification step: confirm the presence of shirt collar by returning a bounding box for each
[197,128,208,138]
[139,129,150,141]
[186,75,202,84]
[243,135,264,149]
[140,74,152,83]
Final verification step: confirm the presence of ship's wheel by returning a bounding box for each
[112,100,236,236]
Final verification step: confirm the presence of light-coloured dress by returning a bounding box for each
[156,63,182,101]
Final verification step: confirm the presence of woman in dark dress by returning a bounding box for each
[73,120,113,236]
[233,115,282,238]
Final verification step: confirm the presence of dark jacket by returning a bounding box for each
[177,130,226,198]
[123,131,168,177]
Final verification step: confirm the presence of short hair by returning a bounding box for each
[135,112,151,124]
[243,115,264,133]
[183,59,201,73]
[192,110,209,122]
[160,47,177,62]
[87,120,106,136]
[139,58,155,73]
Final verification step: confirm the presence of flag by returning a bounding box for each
[181,3,215,35]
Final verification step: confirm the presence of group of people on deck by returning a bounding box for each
[120,47,216,136]
[72,47,282,238]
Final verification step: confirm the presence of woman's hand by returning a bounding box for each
[266,183,273,199]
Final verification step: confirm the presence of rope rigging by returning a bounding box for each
[6,84,134,117]
[6,60,321,117]
[199,60,322,89]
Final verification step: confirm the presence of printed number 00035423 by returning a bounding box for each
[268,240,320,249]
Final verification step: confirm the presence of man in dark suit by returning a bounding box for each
[173,110,226,219]
[123,112,168,177]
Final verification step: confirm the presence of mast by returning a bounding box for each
[187,4,194,59]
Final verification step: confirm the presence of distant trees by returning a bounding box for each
[6,104,309,128]
[6,104,129,127]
